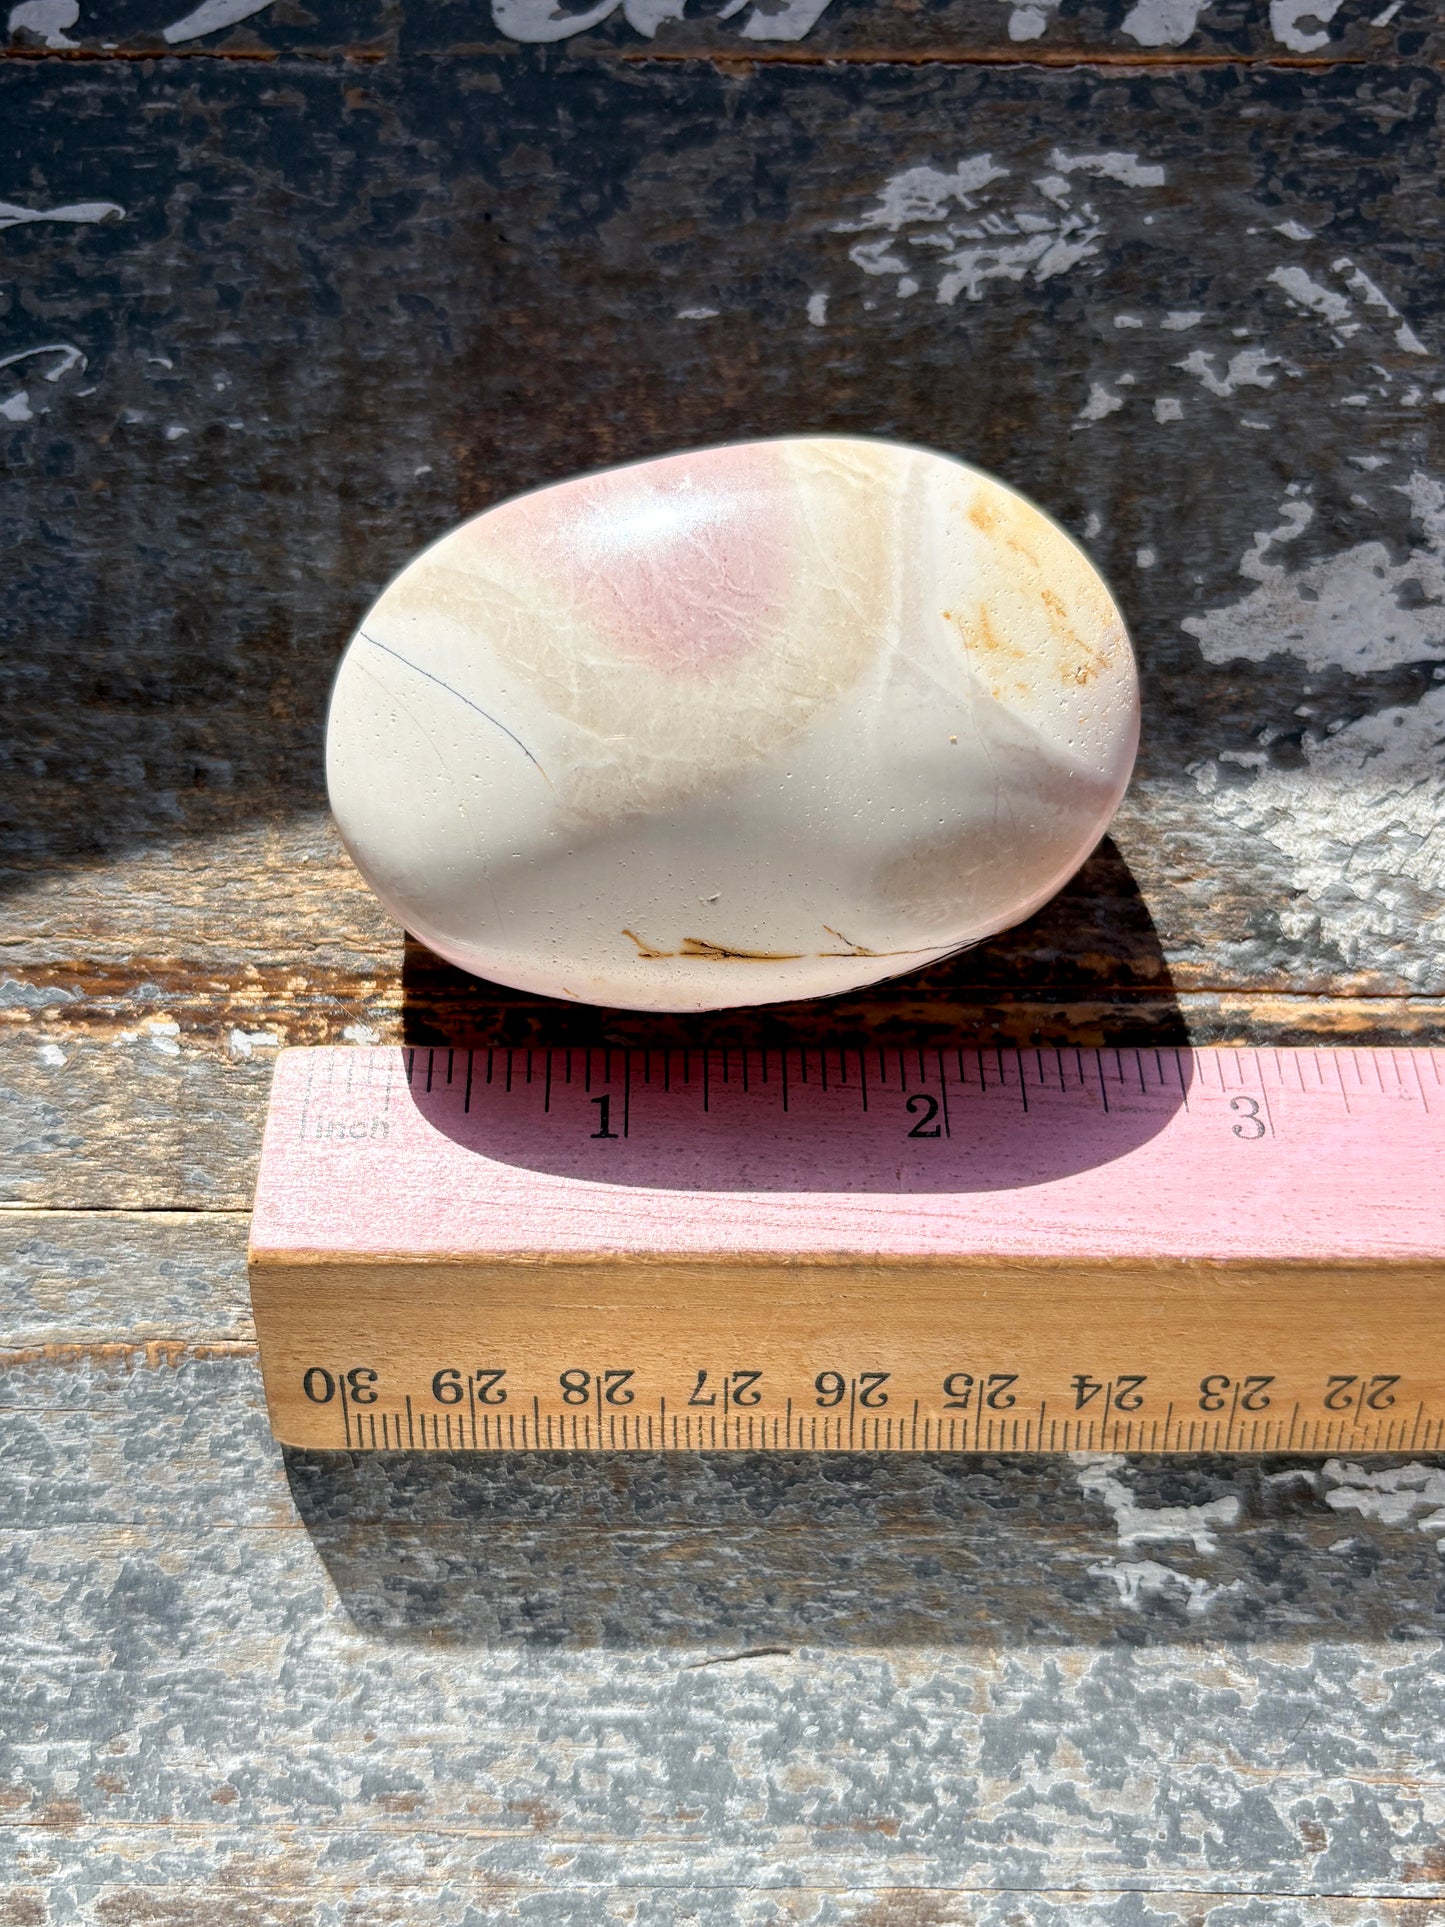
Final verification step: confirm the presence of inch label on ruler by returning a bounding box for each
[249,1045,1445,1455]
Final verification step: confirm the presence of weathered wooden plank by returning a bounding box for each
[0,1891,1441,1927]
[0,1880,1437,1927]
[6,1366,1445,1897]
[12,823,1441,1050]
[4,53,1443,1020]
[4,0,1439,62]
[0,1031,271,1207]
[12,1005,1445,1210]
[0,1211,251,1340]
[6,1217,1445,1914]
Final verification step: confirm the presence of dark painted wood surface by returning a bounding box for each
[4,1,1445,1917]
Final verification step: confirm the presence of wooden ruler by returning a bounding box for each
[249,1044,1445,1455]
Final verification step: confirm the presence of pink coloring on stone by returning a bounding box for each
[487,443,794,677]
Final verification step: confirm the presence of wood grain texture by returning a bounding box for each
[8,1224,1445,1919]
[2,0,1440,62]
[4,46,1445,1029]
[5,5,1445,1917]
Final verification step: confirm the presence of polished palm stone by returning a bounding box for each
[326,437,1139,1011]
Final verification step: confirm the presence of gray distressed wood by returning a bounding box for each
[4,0,1441,60]
[6,1217,1445,1918]
[5,0,1441,62]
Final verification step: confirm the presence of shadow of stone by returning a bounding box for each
[285,1447,1445,1652]
[400,836,1187,1052]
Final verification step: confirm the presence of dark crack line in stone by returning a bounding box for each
[359,632,550,786]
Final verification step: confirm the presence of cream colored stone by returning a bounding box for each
[326,437,1138,1010]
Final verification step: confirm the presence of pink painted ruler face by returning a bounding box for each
[249,1046,1445,1265]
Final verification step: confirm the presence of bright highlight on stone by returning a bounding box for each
[326,437,1139,1011]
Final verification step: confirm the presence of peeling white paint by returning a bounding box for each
[1323,1460,1445,1550]
[1153,396,1183,423]
[341,1023,381,1046]
[1076,383,1126,426]
[1193,684,1445,984]
[490,0,834,40]
[1176,346,1280,396]
[1162,310,1203,331]
[1276,219,1314,241]
[162,0,272,41]
[36,1043,66,1068]
[0,197,124,231]
[7,0,78,45]
[1186,472,1445,675]
[1263,1467,1320,1492]
[0,342,85,425]
[735,0,835,39]
[1048,149,1166,188]
[806,292,828,326]
[228,1028,279,1061]
[1118,0,1210,48]
[0,342,86,382]
[1269,265,1354,330]
[1267,254,1428,357]
[677,306,719,321]
[1074,1453,1242,1553]
[844,157,1009,233]
[997,0,1060,39]
[1334,258,1429,356]
[839,151,1164,310]
[1089,1558,1244,1614]
[1270,0,1344,52]
[144,1020,182,1057]
[939,225,1101,304]
[613,0,686,29]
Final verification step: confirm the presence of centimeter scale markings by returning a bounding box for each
[249,1044,1445,1455]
